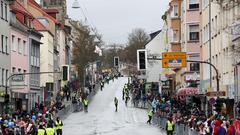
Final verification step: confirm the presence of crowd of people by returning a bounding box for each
[0,104,64,135]
[127,77,236,135]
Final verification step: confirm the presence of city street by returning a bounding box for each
[63,77,165,135]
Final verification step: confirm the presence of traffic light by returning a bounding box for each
[137,49,147,70]
[4,94,9,104]
[114,57,119,67]
[62,65,69,81]
[214,99,223,113]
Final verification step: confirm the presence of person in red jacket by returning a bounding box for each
[213,120,226,135]
[227,120,235,135]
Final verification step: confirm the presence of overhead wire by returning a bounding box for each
[76,1,100,39]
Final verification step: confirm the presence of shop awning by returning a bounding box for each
[177,87,198,96]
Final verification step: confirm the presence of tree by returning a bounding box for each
[70,20,103,84]
[101,44,125,68]
[125,28,150,64]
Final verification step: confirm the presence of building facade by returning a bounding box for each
[9,7,30,111]
[145,30,169,95]
[180,0,201,89]
[28,27,42,110]
[0,0,10,113]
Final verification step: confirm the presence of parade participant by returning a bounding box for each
[45,124,55,135]
[213,120,226,135]
[114,97,118,112]
[37,125,45,135]
[147,110,154,124]
[83,99,89,112]
[166,117,174,135]
[55,117,63,135]
[100,81,104,91]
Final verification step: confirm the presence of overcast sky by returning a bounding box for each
[67,0,169,44]
[38,0,169,44]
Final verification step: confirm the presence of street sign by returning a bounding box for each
[162,52,187,59]
[162,52,187,68]
[12,75,24,82]
[206,91,226,97]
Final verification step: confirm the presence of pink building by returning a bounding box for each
[180,0,201,88]
[10,0,32,111]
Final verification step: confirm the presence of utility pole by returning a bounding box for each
[209,0,212,87]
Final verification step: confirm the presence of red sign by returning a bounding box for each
[234,119,240,135]
[205,91,226,97]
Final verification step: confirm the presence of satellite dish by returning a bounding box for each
[72,0,80,9]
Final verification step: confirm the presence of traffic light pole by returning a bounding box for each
[5,71,61,113]
[147,57,220,92]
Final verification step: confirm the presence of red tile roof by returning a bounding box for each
[10,0,33,18]
[33,19,48,31]
[28,0,60,24]
[43,8,59,14]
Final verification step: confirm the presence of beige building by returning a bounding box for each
[200,1,240,96]
[200,0,240,115]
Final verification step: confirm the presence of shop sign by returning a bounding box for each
[206,91,226,97]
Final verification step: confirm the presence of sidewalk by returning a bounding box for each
[57,83,100,120]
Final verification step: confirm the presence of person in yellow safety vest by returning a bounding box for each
[114,97,118,112]
[37,125,45,135]
[166,117,174,135]
[55,117,63,135]
[147,109,154,124]
[45,124,55,135]
[83,99,89,112]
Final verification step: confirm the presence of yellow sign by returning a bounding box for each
[162,52,187,68]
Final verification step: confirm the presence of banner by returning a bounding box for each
[234,119,240,135]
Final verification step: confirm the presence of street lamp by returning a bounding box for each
[72,0,80,9]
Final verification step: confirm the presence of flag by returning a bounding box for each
[94,45,102,56]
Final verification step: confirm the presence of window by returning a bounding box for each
[18,68,21,73]
[4,3,7,21]
[2,68,4,86]
[5,36,8,54]
[0,68,1,86]
[18,38,21,54]
[1,1,3,19]
[173,30,179,42]
[172,5,179,17]
[190,63,200,71]
[23,40,27,55]
[1,35,3,53]
[37,18,49,27]
[12,67,15,73]
[12,35,15,51]
[5,69,8,85]
[189,25,199,41]
[189,0,199,9]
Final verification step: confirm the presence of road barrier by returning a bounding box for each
[152,116,200,135]
[57,83,100,120]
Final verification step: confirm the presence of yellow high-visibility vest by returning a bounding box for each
[38,129,45,135]
[55,120,63,130]
[167,120,174,131]
[84,100,89,105]
[148,111,153,117]
[46,128,54,135]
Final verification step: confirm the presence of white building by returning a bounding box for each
[145,30,167,94]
